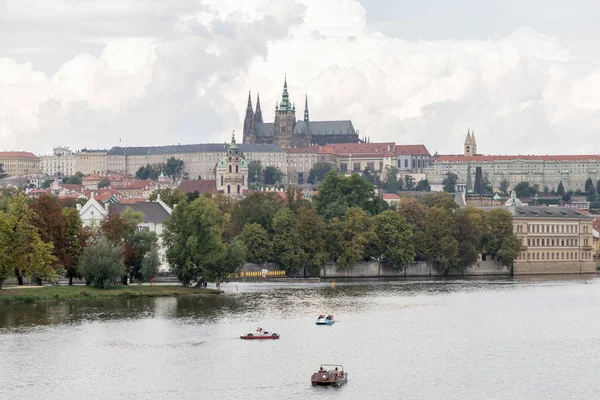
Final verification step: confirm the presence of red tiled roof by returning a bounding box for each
[83,173,103,181]
[178,180,217,194]
[434,154,600,163]
[327,142,396,157]
[382,193,400,200]
[0,151,38,158]
[285,146,336,155]
[93,193,115,202]
[120,180,155,190]
[60,184,83,191]
[119,198,147,204]
[394,145,430,156]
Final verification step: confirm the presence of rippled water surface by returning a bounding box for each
[1,277,600,399]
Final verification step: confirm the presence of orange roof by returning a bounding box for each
[328,142,396,157]
[92,193,116,202]
[178,180,217,194]
[434,154,600,163]
[382,193,400,200]
[120,180,155,189]
[285,145,336,155]
[119,198,147,204]
[60,184,83,191]
[83,173,103,181]
[394,144,430,155]
[0,151,38,158]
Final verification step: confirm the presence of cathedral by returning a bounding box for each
[242,77,362,147]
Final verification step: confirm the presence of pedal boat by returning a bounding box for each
[311,364,347,387]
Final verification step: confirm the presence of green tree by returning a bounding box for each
[442,172,458,193]
[135,164,162,180]
[264,166,284,185]
[585,177,595,199]
[497,235,521,267]
[0,196,56,287]
[543,185,550,195]
[484,208,519,266]
[419,192,459,212]
[0,163,6,179]
[217,238,247,279]
[513,181,534,198]
[499,179,510,195]
[556,181,566,196]
[79,236,125,288]
[396,198,427,230]
[384,167,399,193]
[164,157,184,180]
[98,178,110,189]
[597,180,600,196]
[453,208,483,271]
[308,162,335,184]
[63,208,89,285]
[297,205,328,276]
[419,207,460,272]
[324,217,344,264]
[272,208,306,272]
[285,185,306,215]
[64,174,83,185]
[140,246,160,282]
[337,207,374,269]
[239,223,272,264]
[404,175,416,191]
[148,188,186,208]
[128,230,159,282]
[372,211,415,269]
[415,179,431,192]
[232,192,284,234]
[162,197,227,285]
[248,160,263,184]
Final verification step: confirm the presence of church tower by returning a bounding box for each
[273,76,296,148]
[243,92,256,143]
[254,93,263,123]
[464,130,477,156]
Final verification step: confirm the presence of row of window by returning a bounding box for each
[526,238,581,247]
[516,224,586,234]
[521,251,592,261]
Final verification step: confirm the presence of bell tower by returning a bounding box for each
[273,75,296,148]
[464,129,477,156]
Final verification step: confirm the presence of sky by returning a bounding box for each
[2,0,600,156]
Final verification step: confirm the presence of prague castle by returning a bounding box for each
[242,77,361,148]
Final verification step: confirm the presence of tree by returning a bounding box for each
[79,236,125,288]
[562,192,571,202]
[64,174,82,185]
[396,197,427,229]
[232,192,283,234]
[415,179,430,192]
[248,160,263,184]
[162,197,227,285]
[135,164,161,180]
[308,162,335,184]
[140,246,160,282]
[514,181,534,198]
[149,188,186,208]
[597,180,600,196]
[0,196,56,287]
[384,167,399,194]
[483,208,519,266]
[239,223,272,264]
[128,230,159,282]
[372,211,415,269]
[473,167,484,194]
[556,181,566,196]
[336,207,374,269]
[499,179,510,195]
[442,172,458,193]
[585,177,596,199]
[272,208,305,272]
[285,185,305,215]
[164,157,184,180]
[419,192,459,212]
[0,163,6,179]
[216,238,247,279]
[98,178,110,189]
[543,185,550,195]
[453,208,483,271]
[264,166,284,185]
[63,208,89,285]
[297,205,327,276]
[404,175,416,191]
[419,207,460,272]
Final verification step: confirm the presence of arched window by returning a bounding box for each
[237,185,240,194]
[236,165,239,173]
[221,175,223,186]
[412,159,416,168]
[404,159,408,168]
[417,159,421,168]
[229,165,232,173]
[227,185,231,194]
[242,175,245,186]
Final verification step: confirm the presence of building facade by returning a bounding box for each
[284,146,338,184]
[76,149,108,175]
[242,77,361,147]
[508,205,596,274]
[216,134,248,198]
[39,147,76,178]
[426,133,600,192]
[0,151,40,176]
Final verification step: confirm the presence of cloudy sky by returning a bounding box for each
[2,0,600,155]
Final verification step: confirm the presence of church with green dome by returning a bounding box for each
[216,132,248,198]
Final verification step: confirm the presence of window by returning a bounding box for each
[229,165,232,173]
[220,175,223,186]
[340,163,347,173]
[236,165,239,173]
[353,162,361,172]
[404,159,408,168]
[367,162,374,172]
[237,185,240,194]
[227,185,230,194]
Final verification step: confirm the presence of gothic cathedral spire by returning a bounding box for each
[255,93,263,123]
[304,94,309,122]
[243,91,256,144]
[245,91,254,119]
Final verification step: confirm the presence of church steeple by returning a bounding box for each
[304,94,309,122]
[254,93,263,123]
[279,75,292,111]
[245,91,254,119]
[243,91,256,144]
[464,129,477,156]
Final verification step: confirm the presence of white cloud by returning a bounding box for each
[3,0,600,156]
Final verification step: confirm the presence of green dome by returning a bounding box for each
[493,193,501,201]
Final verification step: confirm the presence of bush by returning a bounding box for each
[140,247,160,282]
[79,236,125,289]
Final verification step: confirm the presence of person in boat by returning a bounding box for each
[318,314,324,319]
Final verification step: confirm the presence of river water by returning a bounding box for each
[1,277,600,400]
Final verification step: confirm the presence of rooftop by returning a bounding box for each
[506,206,593,219]
[109,202,170,223]
[0,151,39,158]
[434,154,600,163]
[178,180,217,194]
[107,142,284,156]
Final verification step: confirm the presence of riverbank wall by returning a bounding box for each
[320,260,511,279]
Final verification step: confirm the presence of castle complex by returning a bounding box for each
[242,77,361,148]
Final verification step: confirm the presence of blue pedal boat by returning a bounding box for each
[316,314,334,325]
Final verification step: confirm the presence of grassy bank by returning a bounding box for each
[0,285,222,304]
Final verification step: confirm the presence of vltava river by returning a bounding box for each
[1,277,599,399]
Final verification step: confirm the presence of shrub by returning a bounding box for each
[79,236,125,289]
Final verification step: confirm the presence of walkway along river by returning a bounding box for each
[1,277,599,399]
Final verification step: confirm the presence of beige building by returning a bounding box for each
[76,149,107,175]
[508,205,596,274]
[39,147,76,178]
[284,145,338,184]
[0,151,40,176]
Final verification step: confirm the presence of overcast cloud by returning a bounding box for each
[2,0,600,155]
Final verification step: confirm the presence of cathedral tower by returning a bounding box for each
[243,92,256,143]
[464,129,477,156]
[273,76,296,148]
[255,93,263,123]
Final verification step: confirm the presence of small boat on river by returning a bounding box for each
[240,327,280,340]
[316,314,334,325]
[311,364,347,387]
